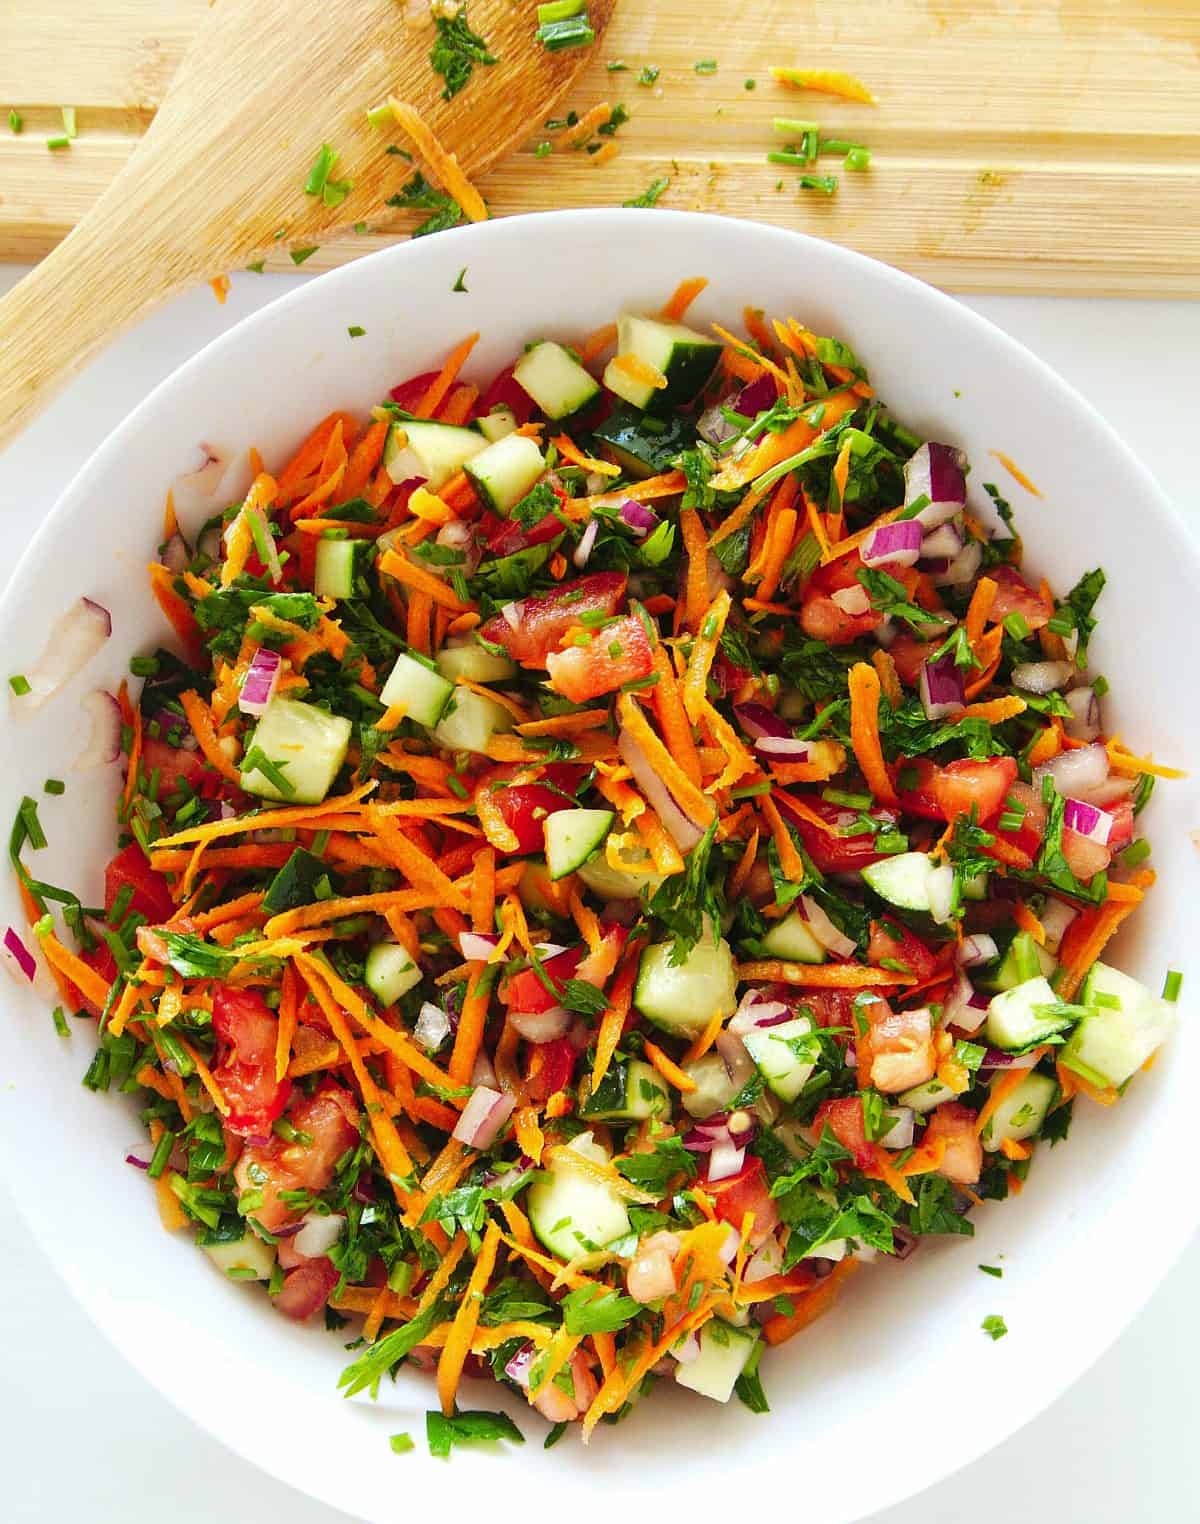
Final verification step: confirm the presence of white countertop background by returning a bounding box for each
[0,264,1196,1522]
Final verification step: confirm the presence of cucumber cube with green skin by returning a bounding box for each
[576,853,663,901]
[979,930,1057,993]
[544,808,614,880]
[463,433,547,513]
[602,314,722,412]
[526,1132,630,1262]
[477,408,517,443]
[513,340,600,421]
[860,851,936,912]
[432,685,513,755]
[434,637,518,685]
[981,1071,1058,1152]
[760,909,826,963]
[984,975,1068,1052]
[674,1322,759,1404]
[582,1057,669,1121]
[202,1234,275,1281]
[634,926,738,1039]
[313,538,370,600]
[898,1076,954,1114]
[743,1016,817,1102]
[364,942,422,1007]
[241,698,351,805]
[680,1052,743,1119]
[1060,961,1176,1089]
[379,650,454,728]
[383,419,485,489]
[590,402,697,479]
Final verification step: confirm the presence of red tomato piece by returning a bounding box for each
[933,756,1019,826]
[545,613,654,704]
[779,795,900,873]
[140,736,210,798]
[67,942,119,1018]
[212,986,292,1140]
[894,758,944,822]
[576,921,629,987]
[1061,830,1111,881]
[992,780,1045,861]
[1106,799,1135,852]
[276,1256,340,1322]
[477,573,627,667]
[475,362,536,427]
[923,1101,982,1185]
[888,634,938,688]
[503,946,585,1014]
[104,842,175,925]
[234,1082,360,1231]
[706,1155,779,1245]
[865,1003,936,1093]
[387,370,441,412]
[987,565,1054,632]
[479,762,583,855]
[800,554,882,645]
[867,920,941,984]
[481,508,564,561]
[528,1037,578,1103]
[812,1096,874,1169]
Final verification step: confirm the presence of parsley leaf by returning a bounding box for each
[909,1174,973,1237]
[508,480,560,529]
[733,1337,770,1414]
[646,819,721,964]
[856,567,951,633]
[479,1276,555,1327]
[1040,1099,1073,1145]
[561,1284,641,1335]
[158,931,238,979]
[426,1408,524,1458]
[615,1135,696,1195]
[561,979,610,1018]
[981,1314,1008,1341]
[622,176,670,208]
[338,1302,444,1397]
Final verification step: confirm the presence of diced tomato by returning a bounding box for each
[212,986,292,1139]
[711,648,751,698]
[1107,799,1135,852]
[987,565,1054,632]
[478,572,627,667]
[545,613,654,703]
[800,554,882,645]
[576,922,629,987]
[140,736,210,798]
[923,1102,982,1185]
[503,946,585,1014]
[778,795,900,873]
[864,1003,935,1093]
[276,1256,340,1322]
[867,920,941,984]
[706,1155,779,1245]
[894,758,943,821]
[888,633,938,688]
[1061,830,1111,881]
[104,842,175,925]
[481,506,564,561]
[933,756,1019,827]
[478,762,584,855]
[992,780,1045,861]
[235,1082,360,1231]
[812,1096,874,1169]
[528,1037,578,1103]
[474,362,536,427]
[387,369,441,412]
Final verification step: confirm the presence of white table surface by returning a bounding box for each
[0,264,1197,1523]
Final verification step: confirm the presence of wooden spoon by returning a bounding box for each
[0,0,614,449]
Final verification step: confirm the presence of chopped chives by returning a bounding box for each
[304,142,338,196]
[43,779,65,796]
[534,140,552,157]
[1092,675,1109,696]
[637,65,660,86]
[537,0,584,20]
[1163,969,1183,1002]
[51,1005,70,1038]
[730,782,771,800]
[353,221,369,235]
[822,787,873,810]
[290,247,320,266]
[773,117,820,136]
[447,773,469,801]
[1003,612,1030,640]
[46,135,70,150]
[246,261,266,274]
[348,325,366,338]
[798,174,838,195]
[537,13,595,50]
[147,1129,175,1178]
[819,138,866,155]
[61,106,77,138]
[129,655,160,677]
[310,829,331,857]
[694,59,718,74]
[606,59,630,72]
[9,109,22,133]
[452,267,468,293]
[978,1264,1003,1278]
[9,674,30,695]
[1119,838,1151,868]
[767,150,813,167]
[844,146,871,170]
[389,1433,415,1455]
[366,102,393,129]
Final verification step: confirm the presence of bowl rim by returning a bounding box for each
[2,207,1197,1522]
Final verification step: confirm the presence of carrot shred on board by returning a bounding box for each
[660,276,708,322]
[388,100,488,222]
[617,694,715,827]
[771,66,876,102]
[848,662,899,806]
[643,1040,698,1094]
[436,1220,502,1415]
[556,101,612,149]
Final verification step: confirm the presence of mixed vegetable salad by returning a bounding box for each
[8,281,1183,1450]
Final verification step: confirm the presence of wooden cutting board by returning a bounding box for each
[2,0,1198,295]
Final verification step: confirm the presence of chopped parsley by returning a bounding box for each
[430,6,498,99]
[981,1314,1008,1341]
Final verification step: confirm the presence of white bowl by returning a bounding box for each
[0,210,1195,1523]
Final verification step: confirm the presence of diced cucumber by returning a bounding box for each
[463,433,546,513]
[513,340,600,421]
[435,637,517,684]
[262,847,326,914]
[1060,961,1176,1089]
[981,1071,1058,1152]
[861,851,936,912]
[379,650,453,728]
[202,1233,276,1282]
[980,930,1057,993]
[768,1116,813,1160]
[674,1321,758,1404]
[544,808,614,880]
[760,910,826,964]
[742,1016,817,1103]
[383,418,485,489]
[984,974,1069,1052]
[526,1132,630,1262]
[365,941,422,1007]
[897,1076,954,1114]
[478,407,517,443]
[590,402,697,480]
[433,685,513,755]
[518,860,560,917]
[313,537,370,600]
[577,851,662,901]
[680,1052,742,1119]
[961,871,989,901]
[602,314,722,412]
[241,698,351,805]
[634,926,738,1039]
[582,1057,669,1121]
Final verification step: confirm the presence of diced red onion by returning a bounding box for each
[673,1332,702,1365]
[414,1001,450,1053]
[919,655,965,720]
[13,597,112,711]
[944,971,989,1034]
[504,1342,536,1389]
[903,442,967,529]
[238,648,282,717]
[1034,742,1109,798]
[175,442,229,503]
[878,1106,914,1150]
[294,1211,346,1258]
[979,1047,1042,1070]
[892,1225,919,1260]
[436,518,481,576]
[831,585,872,617]
[618,498,661,537]
[754,736,813,760]
[3,927,36,983]
[161,531,191,573]
[799,895,856,958]
[730,993,790,1036]
[743,1235,784,1284]
[707,1141,745,1183]
[931,540,982,588]
[738,373,779,418]
[717,1225,741,1264]
[618,726,704,853]
[1012,660,1073,696]
[734,702,791,741]
[861,519,923,570]
[1063,797,1114,845]
[470,1049,498,1089]
[509,1006,571,1043]
[74,689,123,769]
[715,1029,756,1093]
[926,864,956,925]
[920,522,963,560]
[124,1149,152,1171]
[1039,898,1078,953]
[698,401,741,447]
[459,930,500,962]
[957,933,998,968]
[1063,686,1100,741]
[453,1085,516,1148]
[573,518,599,569]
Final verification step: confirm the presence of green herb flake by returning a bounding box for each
[426,1408,524,1458]
[978,1264,1003,1278]
[452,267,469,293]
[9,675,31,696]
[9,109,22,133]
[694,59,718,74]
[981,1314,1008,1341]
[432,6,498,99]
[622,176,669,209]
[389,1432,415,1455]
[290,247,320,266]
[637,65,661,86]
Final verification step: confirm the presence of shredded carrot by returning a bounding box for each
[642,1040,697,1094]
[439,384,479,426]
[590,940,642,1095]
[848,663,899,806]
[976,1051,1050,1135]
[681,588,730,726]
[389,101,488,222]
[1013,900,1046,946]
[802,485,832,557]
[413,332,480,419]
[469,846,496,937]
[964,628,1003,698]
[613,351,669,392]
[579,322,617,365]
[757,794,806,882]
[40,932,110,1010]
[698,698,757,790]
[1106,736,1187,780]
[756,503,798,604]
[660,276,708,322]
[728,828,760,904]
[989,450,1041,497]
[583,1297,719,1438]
[762,1260,859,1345]
[962,694,1027,724]
[448,963,492,1085]
[872,648,902,708]
[737,960,916,988]
[340,418,389,499]
[378,546,472,613]
[1056,871,1153,1000]
[1000,1137,1032,1161]
[617,694,715,827]
[708,477,771,548]
[436,1220,501,1414]
[634,810,686,876]
[1028,721,1063,767]
[178,690,241,784]
[682,1007,728,1067]
[553,433,620,478]
[148,562,203,660]
[965,576,998,649]
[771,66,876,102]
[368,807,470,910]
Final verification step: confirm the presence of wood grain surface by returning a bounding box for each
[1,0,1198,294]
